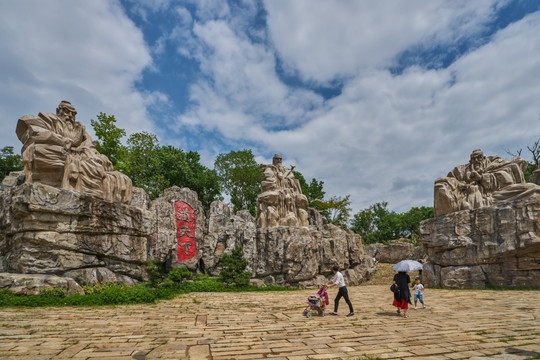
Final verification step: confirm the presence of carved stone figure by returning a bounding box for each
[257,154,309,228]
[434,149,531,216]
[16,101,132,204]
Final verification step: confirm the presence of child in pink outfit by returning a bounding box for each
[316,284,329,309]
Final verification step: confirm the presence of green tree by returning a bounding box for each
[351,202,433,244]
[0,146,23,181]
[90,113,126,167]
[293,170,325,208]
[218,245,251,287]
[313,195,351,228]
[214,149,263,215]
[121,132,167,199]
[155,146,222,209]
[399,206,434,238]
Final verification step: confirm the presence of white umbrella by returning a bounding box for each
[393,260,423,272]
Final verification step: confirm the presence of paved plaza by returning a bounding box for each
[0,285,539,360]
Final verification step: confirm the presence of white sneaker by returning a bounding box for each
[414,307,417,310]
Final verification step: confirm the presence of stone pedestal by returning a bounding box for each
[420,197,540,288]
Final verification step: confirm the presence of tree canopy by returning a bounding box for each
[90,113,126,167]
[0,146,23,180]
[214,149,263,216]
[350,202,433,244]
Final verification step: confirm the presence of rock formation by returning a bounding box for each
[422,151,540,288]
[364,241,425,264]
[257,154,309,227]
[0,102,376,293]
[202,201,376,287]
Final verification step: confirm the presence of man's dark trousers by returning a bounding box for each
[334,286,354,313]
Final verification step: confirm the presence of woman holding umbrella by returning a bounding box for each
[392,260,421,318]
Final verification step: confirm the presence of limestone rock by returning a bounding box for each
[421,197,540,288]
[0,272,84,295]
[151,186,206,271]
[364,241,419,263]
[203,201,374,286]
[0,182,153,285]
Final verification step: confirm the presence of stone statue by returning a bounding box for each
[16,100,132,204]
[257,154,309,228]
[433,149,534,216]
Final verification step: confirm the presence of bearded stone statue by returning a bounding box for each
[16,101,132,204]
[434,149,539,216]
[257,154,309,228]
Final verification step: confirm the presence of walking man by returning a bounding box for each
[326,265,354,317]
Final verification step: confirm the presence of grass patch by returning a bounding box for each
[0,277,296,308]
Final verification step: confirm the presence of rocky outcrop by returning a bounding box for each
[0,102,376,294]
[422,152,540,289]
[0,177,375,292]
[203,201,376,288]
[420,197,540,288]
[0,180,154,289]
[364,241,425,263]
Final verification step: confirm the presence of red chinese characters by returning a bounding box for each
[174,201,196,261]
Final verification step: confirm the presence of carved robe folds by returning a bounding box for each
[434,153,539,216]
[16,111,132,204]
[257,160,309,228]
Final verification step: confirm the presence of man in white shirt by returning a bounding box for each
[326,265,354,317]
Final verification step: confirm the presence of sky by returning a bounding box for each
[1,0,539,215]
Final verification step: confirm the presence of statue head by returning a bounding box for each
[272,154,283,166]
[469,149,485,170]
[56,100,77,124]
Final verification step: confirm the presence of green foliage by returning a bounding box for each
[146,259,166,286]
[90,112,223,207]
[0,146,23,180]
[293,170,326,208]
[168,267,192,282]
[39,287,66,297]
[218,246,252,288]
[214,149,263,215]
[313,195,352,228]
[350,202,433,244]
[120,132,167,199]
[90,113,127,167]
[155,146,222,209]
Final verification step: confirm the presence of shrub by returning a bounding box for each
[39,287,66,297]
[218,245,251,288]
[168,267,192,282]
[147,259,165,286]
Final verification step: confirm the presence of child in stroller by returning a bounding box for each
[303,284,329,317]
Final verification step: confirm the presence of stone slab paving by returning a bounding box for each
[0,285,538,359]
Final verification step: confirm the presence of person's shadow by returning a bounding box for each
[376,312,401,317]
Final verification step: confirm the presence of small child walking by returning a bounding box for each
[412,277,426,309]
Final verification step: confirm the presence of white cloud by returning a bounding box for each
[269,10,540,213]
[0,0,158,149]
[163,1,540,214]
[264,0,505,83]
[173,17,323,142]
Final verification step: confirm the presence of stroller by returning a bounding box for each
[303,284,329,318]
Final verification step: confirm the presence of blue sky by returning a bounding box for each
[1,0,540,214]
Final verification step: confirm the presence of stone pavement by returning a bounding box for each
[0,285,538,360]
